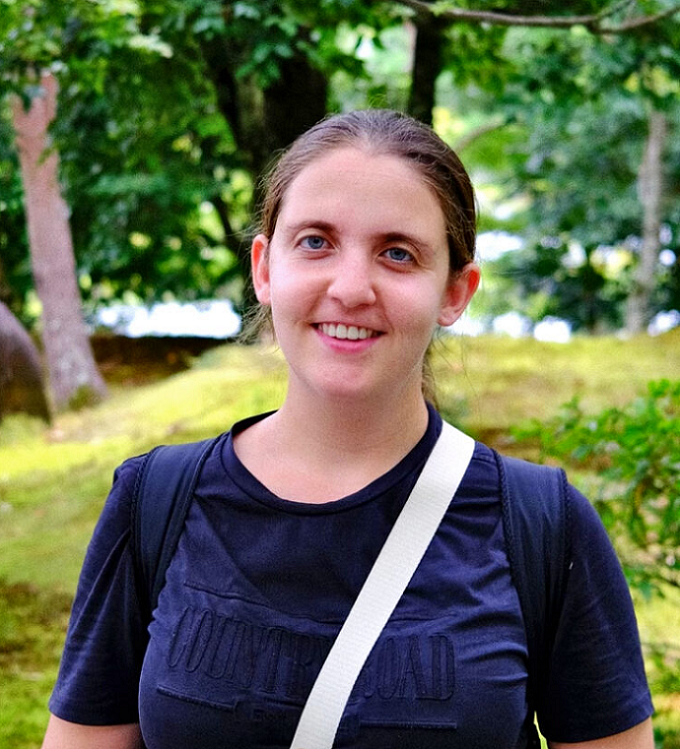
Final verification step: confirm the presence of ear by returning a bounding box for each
[251,234,271,306]
[437,263,480,327]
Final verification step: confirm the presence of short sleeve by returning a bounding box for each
[48,456,148,725]
[538,485,654,742]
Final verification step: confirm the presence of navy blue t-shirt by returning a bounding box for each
[49,407,652,747]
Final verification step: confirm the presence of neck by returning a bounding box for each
[275,385,430,462]
[233,381,431,503]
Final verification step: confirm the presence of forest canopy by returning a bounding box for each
[1,0,679,340]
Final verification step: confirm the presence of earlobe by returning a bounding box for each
[251,234,272,306]
[437,263,481,327]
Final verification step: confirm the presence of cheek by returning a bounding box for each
[268,266,320,321]
[392,282,448,330]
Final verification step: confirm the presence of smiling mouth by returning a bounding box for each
[317,323,382,341]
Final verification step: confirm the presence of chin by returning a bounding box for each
[311,372,421,406]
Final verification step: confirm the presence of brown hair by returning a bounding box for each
[243,109,477,402]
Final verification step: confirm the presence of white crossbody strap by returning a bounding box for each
[290,420,475,749]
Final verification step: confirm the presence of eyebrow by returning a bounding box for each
[282,220,335,236]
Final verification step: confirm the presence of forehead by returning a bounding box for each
[275,147,446,235]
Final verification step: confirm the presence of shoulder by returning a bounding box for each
[95,453,149,531]
[69,453,149,575]
[459,442,568,511]
[111,453,148,495]
[458,441,500,495]
[92,440,216,546]
[483,449,611,559]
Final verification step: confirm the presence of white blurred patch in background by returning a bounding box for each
[95,300,241,339]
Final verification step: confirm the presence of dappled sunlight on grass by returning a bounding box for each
[1,345,287,478]
[433,330,680,448]
[0,580,70,748]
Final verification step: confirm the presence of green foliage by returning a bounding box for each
[449,19,680,330]
[514,374,680,738]
[330,24,412,112]
[484,239,630,332]
[0,0,167,95]
[515,379,680,596]
[0,0,241,319]
[1,0,679,332]
[0,0,395,323]
[0,101,31,318]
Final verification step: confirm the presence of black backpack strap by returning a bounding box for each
[131,437,217,623]
[496,452,571,746]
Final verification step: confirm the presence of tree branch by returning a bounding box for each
[609,4,680,30]
[394,0,680,33]
[396,0,598,27]
[453,117,508,152]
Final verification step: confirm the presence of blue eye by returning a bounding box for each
[301,236,326,250]
[385,247,413,263]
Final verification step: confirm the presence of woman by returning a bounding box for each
[42,110,653,748]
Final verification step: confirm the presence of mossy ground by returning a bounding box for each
[1,333,678,747]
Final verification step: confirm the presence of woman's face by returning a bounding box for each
[251,147,479,405]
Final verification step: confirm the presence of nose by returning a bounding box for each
[326,252,377,308]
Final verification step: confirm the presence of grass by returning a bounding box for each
[0,331,678,746]
[432,329,680,439]
[0,583,71,749]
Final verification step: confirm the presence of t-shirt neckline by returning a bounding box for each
[220,404,443,515]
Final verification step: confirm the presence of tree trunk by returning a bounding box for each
[199,38,327,189]
[263,53,328,159]
[0,301,51,422]
[407,15,446,125]
[12,72,107,410]
[625,108,666,334]
[200,34,328,316]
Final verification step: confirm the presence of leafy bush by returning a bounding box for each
[515,379,680,745]
[514,379,680,597]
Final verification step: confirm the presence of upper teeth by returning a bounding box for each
[321,323,375,340]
